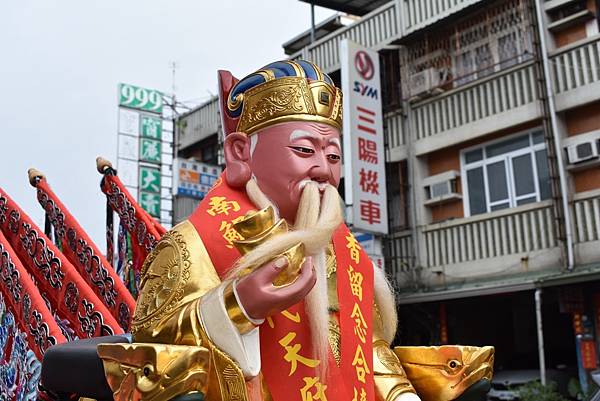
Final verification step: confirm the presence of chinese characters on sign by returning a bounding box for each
[117,83,173,224]
[341,40,388,234]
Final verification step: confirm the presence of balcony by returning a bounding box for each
[411,62,541,155]
[289,1,400,73]
[385,230,416,289]
[402,0,484,35]
[422,200,562,280]
[177,97,220,151]
[573,189,600,265]
[551,35,600,111]
[385,111,408,161]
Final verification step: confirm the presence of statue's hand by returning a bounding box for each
[235,256,315,320]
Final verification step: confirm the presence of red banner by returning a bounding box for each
[34,177,136,331]
[100,173,163,273]
[0,188,123,339]
[189,174,375,401]
[0,230,66,359]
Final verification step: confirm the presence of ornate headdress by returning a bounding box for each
[218,60,342,136]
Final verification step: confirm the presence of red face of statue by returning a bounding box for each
[248,121,342,222]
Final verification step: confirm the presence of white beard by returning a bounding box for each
[236,178,397,375]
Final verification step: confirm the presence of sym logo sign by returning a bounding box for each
[353,81,378,99]
[354,51,374,80]
[353,50,378,99]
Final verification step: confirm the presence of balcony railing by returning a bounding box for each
[385,230,414,272]
[573,190,600,244]
[423,201,557,268]
[290,2,399,73]
[573,190,600,265]
[551,35,600,111]
[402,0,484,34]
[411,62,539,152]
[385,111,407,150]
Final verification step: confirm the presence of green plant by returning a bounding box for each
[517,381,568,401]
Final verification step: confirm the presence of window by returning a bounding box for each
[462,130,552,216]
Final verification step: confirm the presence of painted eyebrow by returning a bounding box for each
[289,130,341,149]
[289,130,319,142]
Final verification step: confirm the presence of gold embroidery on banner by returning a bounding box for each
[206,196,240,216]
[345,233,361,264]
[300,376,328,401]
[279,332,320,375]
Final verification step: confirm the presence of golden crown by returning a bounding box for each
[226,62,343,136]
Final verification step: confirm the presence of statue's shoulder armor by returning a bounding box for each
[132,220,221,334]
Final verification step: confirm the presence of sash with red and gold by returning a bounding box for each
[189,174,375,401]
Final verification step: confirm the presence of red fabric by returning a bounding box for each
[189,173,375,401]
[35,178,136,331]
[100,174,162,272]
[0,188,124,338]
[0,230,66,359]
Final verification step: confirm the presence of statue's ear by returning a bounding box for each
[218,70,240,138]
[224,132,251,188]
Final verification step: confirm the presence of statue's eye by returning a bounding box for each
[447,360,461,371]
[290,146,315,154]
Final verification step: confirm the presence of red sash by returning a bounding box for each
[189,174,374,401]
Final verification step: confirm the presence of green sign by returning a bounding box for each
[139,166,161,193]
[141,115,162,139]
[119,83,163,113]
[139,192,161,217]
[140,138,162,164]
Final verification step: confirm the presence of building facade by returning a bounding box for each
[175,0,600,391]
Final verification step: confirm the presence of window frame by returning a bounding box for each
[460,128,549,217]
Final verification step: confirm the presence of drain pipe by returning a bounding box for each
[533,0,575,270]
[535,289,547,386]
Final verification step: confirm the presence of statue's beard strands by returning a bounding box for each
[236,177,398,374]
[232,179,341,375]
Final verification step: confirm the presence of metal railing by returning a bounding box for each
[385,111,406,149]
[423,201,557,267]
[550,35,600,95]
[573,190,600,244]
[290,2,399,73]
[412,62,539,141]
[385,230,414,273]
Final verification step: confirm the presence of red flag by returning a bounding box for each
[0,188,124,338]
[30,171,136,331]
[97,158,163,274]
[0,229,66,359]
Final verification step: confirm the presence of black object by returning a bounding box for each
[455,379,492,401]
[41,335,130,401]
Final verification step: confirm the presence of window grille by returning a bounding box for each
[400,0,536,98]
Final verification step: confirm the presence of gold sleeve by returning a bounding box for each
[372,303,417,401]
[131,220,222,344]
[98,220,249,401]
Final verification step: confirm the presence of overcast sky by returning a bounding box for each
[0,1,334,251]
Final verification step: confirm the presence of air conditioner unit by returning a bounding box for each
[409,68,442,98]
[423,170,462,206]
[567,140,599,164]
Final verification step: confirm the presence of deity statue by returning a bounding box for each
[61,60,493,401]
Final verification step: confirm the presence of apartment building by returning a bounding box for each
[175,0,600,388]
